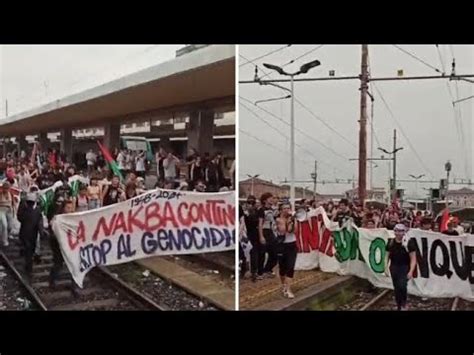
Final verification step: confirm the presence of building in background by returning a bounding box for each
[446,188,474,207]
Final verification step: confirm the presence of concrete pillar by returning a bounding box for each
[187,110,214,155]
[60,128,73,163]
[104,123,121,152]
[38,132,50,151]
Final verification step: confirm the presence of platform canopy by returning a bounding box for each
[0,45,235,137]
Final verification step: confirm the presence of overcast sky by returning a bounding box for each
[0,45,184,118]
[239,45,474,197]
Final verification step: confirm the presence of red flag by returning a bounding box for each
[440,208,450,232]
[97,141,123,181]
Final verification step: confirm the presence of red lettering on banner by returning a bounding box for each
[145,202,161,231]
[225,205,235,226]
[325,233,335,257]
[296,217,320,253]
[177,203,191,227]
[197,202,212,225]
[112,211,128,235]
[67,220,86,250]
[162,201,179,228]
[127,206,146,233]
[92,214,117,241]
[320,228,332,256]
[189,203,200,223]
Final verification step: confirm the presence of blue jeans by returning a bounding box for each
[390,263,409,310]
[88,199,100,210]
[0,208,9,245]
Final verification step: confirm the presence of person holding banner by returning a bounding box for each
[48,197,80,296]
[102,175,126,207]
[17,192,45,282]
[385,224,417,311]
[275,202,298,299]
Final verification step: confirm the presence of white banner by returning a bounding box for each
[295,207,474,301]
[52,189,236,287]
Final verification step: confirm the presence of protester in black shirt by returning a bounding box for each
[257,192,278,278]
[190,156,204,188]
[385,223,417,311]
[205,155,220,192]
[102,176,125,206]
[332,199,351,227]
[442,221,459,236]
[244,195,262,282]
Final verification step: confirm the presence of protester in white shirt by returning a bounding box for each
[135,151,146,178]
[86,149,97,175]
[116,149,126,173]
[163,152,179,182]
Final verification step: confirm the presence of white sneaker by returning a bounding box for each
[286,289,295,299]
[2,241,9,247]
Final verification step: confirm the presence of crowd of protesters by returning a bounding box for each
[0,142,234,295]
[239,192,470,303]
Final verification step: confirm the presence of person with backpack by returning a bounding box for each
[385,223,417,310]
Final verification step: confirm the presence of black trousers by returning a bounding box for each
[239,242,247,275]
[49,235,79,291]
[277,241,298,278]
[248,235,263,276]
[49,235,64,283]
[390,263,409,310]
[19,233,37,276]
[261,229,278,274]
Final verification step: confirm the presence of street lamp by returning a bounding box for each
[262,59,322,210]
[409,174,425,209]
[378,145,403,199]
[247,174,260,196]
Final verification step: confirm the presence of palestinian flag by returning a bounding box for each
[440,208,450,233]
[38,181,64,216]
[68,175,90,198]
[97,140,123,181]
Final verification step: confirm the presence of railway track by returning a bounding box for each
[0,243,167,311]
[346,287,460,311]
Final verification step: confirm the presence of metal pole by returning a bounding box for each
[289,75,296,210]
[370,99,374,190]
[313,160,318,198]
[392,129,397,201]
[358,45,369,205]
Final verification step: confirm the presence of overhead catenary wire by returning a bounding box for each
[240,101,351,175]
[239,129,311,164]
[239,45,291,67]
[372,83,435,179]
[294,97,357,148]
[392,45,443,74]
[435,45,447,75]
[240,96,352,164]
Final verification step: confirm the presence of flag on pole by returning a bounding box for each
[440,208,450,232]
[97,141,123,181]
[30,142,38,165]
[68,175,90,198]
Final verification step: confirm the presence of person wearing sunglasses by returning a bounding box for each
[385,223,417,310]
